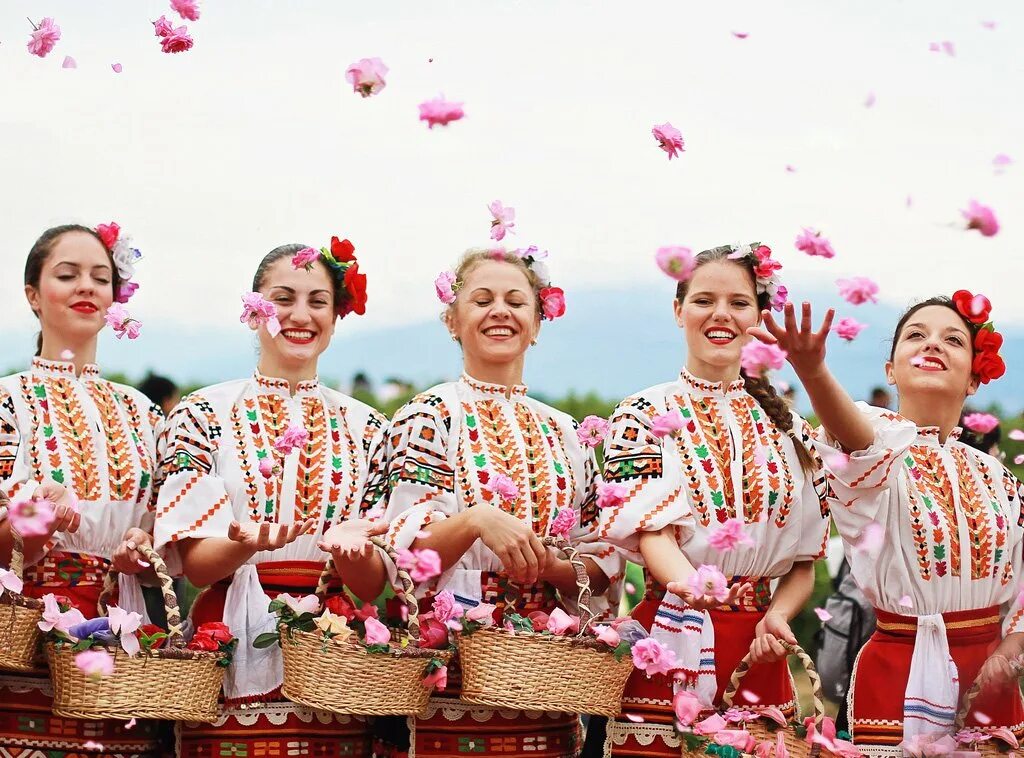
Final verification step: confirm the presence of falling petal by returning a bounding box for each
[59,349,74,360]
[898,595,913,608]
[981,20,997,30]
[1008,429,1024,441]
[975,712,992,726]
[625,582,636,594]
[740,689,761,704]
[111,62,122,73]
[814,608,832,622]
[942,41,956,56]
[625,713,645,723]
[994,154,1012,174]
[855,522,884,554]
[62,55,76,69]
[83,743,104,751]
[126,717,137,729]
[753,447,767,466]
[785,165,797,173]
[910,356,926,367]
[1015,454,1024,465]
[864,91,876,108]
[732,31,749,39]
[824,450,850,473]
[906,195,913,208]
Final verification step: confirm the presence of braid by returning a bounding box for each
[741,371,816,474]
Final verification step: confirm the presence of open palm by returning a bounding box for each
[747,301,835,378]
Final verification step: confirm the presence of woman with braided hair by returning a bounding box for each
[596,244,830,757]
[760,292,1024,755]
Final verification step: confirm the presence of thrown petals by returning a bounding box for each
[740,341,787,377]
[962,200,999,237]
[9,497,56,538]
[794,228,836,259]
[898,595,913,608]
[1008,429,1024,442]
[597,482,628,510]
[27,17,61,58]
[62,56,77,69]
[279,593,320,615]
[240,292,281,337]
[153,16,174,36]
[345,57,388,98]
[731,31,749,39]
[396,548,443,583]
[171,0,201,21]
[104,303,142,339]
[855,522,884,555]
[832,317,867,342]
[707,518,753,551]
[75,649,115,678]
[488,201,516,241]
[652,122,685,160]
[823,450,850,474]
[83,742,104,751]
[963,412,999,434]
[836,276,879,305]
[687,564,729,603]
[864,91,876,108]
[929,40,956,56]
[694,713,728,736]
[656,246,696,281]
[160,25,194,54]
[651,410,684,438]
[418,96,464,128]
[625,713,644,723]
[993,154,1012,174]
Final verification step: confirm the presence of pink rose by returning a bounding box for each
[546,607,578,636]
[672,689,704,726]
[274,423,310,456]
[652,122,684,160]
[490,473,519,503]
[153,15,174,37]
[770,284,789,312]
[794,228,836,258]
[363,616,391,646]
[416,616,450,649]
[656,246,696,281]
[836,276,879,306]
[576,415,609,449]
[594,625,620,647]
[548,508,576,539]
[27,17,61,58]
[75,649,115,678]
[114,281,139,304]
[631,637,677,676]
[240,292,281,337]
[539,287,566,321]
[258,458,274,479]
[465,602,497,626]
[396,548,443,583]
[291,247,320,270]
[740,340,787,378]
[687,564,729,603]
[832,316,867,342]
[707,518,753,552]
[418,96,464,129]
[596,482,627,510]
[8,496,56,538]
[527,611,550,631]
[434,271,457,304]
[431,590,463,627]
[345,57,388,98]
[170,0,201,21]
[650,410,683,439]
[422,664,447,691]
[963,412,999,434]
[160,25,194,54]
[693,713,727,736]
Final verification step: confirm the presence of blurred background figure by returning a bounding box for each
[868,386,892,410]
[138,373,180,416]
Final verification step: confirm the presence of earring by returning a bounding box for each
[451,334,458,342]
[530,339,538,346]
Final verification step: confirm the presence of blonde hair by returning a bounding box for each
[445,248,544,318]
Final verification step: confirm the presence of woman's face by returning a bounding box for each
[886,305,978,400]
[447,259,540,368]
[25,231,114,346]
[675,260,761,373]
[257,256,337,367]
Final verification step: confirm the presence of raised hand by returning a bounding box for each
[32,482,81,535]
[665,580,753,613]
[111,527,153,575]
[747,301,835,379]
[227,518,316,553]
[472,506,547,585]
[317,519,389,561]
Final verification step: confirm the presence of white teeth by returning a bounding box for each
[706,330,735,340]
[485,327,513,336]
[921,358,944,369]
[283,330,314,339]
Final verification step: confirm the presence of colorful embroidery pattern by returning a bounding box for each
[908,445,960,577]
[88,381,136,503]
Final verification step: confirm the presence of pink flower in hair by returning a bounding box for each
[170,0,200,21]
[274,424,310,455]
[539,287,566,320]
[27,17,61,58]
[240,292,281,337]
[418,96,464,128]
[115,281,140,304]
[576,415,609,449]
[687,564,729,603]
[655,246,696,281]
[962,200,999,237]
[105,303,142,340]
[651,410,684,439]
[345,57,388,98]
[597,482,628,510]
[963,412,999,434]
[770,284,789,312]
[794,228,836,259]
[153,16,174,37]
[160,25,194,54]
[434,271,458,304]
[832,317,867,342]
[740,340,787,377]
[652,122,684,160]
[549,508,576,539]
[290,248,318,271]
[631,637,677,676]
[836,276,879,305]
[488,201,516,241]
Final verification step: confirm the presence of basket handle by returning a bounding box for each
[721,641,826,728]
[953,662,1024,731]
[98,543,185,649]
[8,529,26,580]
[313,536,424,644]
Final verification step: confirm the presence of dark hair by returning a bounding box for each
[138,374,178,407]
[24,224,123,356]
[889,296,978,362]
[675,244,816,474]
[959,408,1001,455]
[252,244,346,313]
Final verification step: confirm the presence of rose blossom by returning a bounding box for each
[832,316,867,342]
[431,590,463,627]
[539,287,566,320]
[0,568,24,597]
[160,25,194,54]
[291,247,319,270]
[75,649,115,678]
[546,607,578,636]
[650,411,683,439]
[465,603,497,626]
[597,482,628,510]
[594,625,620,647]
[345,57,388,97]
[27,17,61,58]
[576,415,609,448]
[490,473,519,503]
[434,271,457,304]
[962,200,999,237]
[740,341,787,377]
[422,664,448,691]
[396,548,443,583]
[240,292,281,337]
[8,496,56,538]
[836,276,879,305]
[962,412,999,434]
[687,564,729,603]
[488,201,516,241]
[631,637,677,676]
[418,96,464,128]
[794,228,836,258]
[652,122,684,160]
[673,689,704,726]
[362,616,391,646]
[153,15,174,36]
[548,508,576,539]
[656,246,696,281]
[707,518,753,551]
[273,424,309,455]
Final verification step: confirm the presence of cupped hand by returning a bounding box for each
[317,519,389,561]
[227,518,316,552]
[32,481,81,535]
[666,580,753,613]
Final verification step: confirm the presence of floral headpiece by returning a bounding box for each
[729,242,787,312]
[434,246,566,321]
[951,289,1005,384]
[291,236,367,318]
[95,222,141,303]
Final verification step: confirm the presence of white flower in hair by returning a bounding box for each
[111,237,142,280]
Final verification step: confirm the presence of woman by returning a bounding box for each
[758,292,1023,754]
[0,223,163,755]
[378,248,622,758]
[597,244,830,757]
[153,238,389,756]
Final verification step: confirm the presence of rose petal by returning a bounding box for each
[62,56,77,69]
[1009,429,1024,441]
[814,607,832,622]
[898,595,913,608]
[111,63,123,73]
[625,713,644,723]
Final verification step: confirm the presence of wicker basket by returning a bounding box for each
[46,543,226,721]
[456,536,633,717]
[706,641,824,758]
[0,530,45,673]
[953,674,1021,755]
[280,536,454,716]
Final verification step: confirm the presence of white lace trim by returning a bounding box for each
[181,700,367,728]
[0,671,51,696]
[417,695,575,722]
[603,719,680,758]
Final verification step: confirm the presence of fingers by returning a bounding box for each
[816,308,836,339]
[366,520,389,537]
[745,326,777,345]
[800,301,812,335]
[783,301,798,338]
[500,544,528,583]
[520,540,539,584]
[529,534,547,577]
[257,521,271,547]
[227,520,243,542]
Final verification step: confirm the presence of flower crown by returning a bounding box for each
[434,246,566,321]
[291,236,367,318]
[951,289,1005,384]
[729,242,787,312]
[95,222,141,303]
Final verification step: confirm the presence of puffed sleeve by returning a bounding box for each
[357,409,390,520]
[597,394,695,564]
[129,391,164,534]
[381,394,459,553]
[152,394,234,552]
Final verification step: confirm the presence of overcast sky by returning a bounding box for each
[2,0,1022,347]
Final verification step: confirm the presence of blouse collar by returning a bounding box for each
[460,372,529,399]
[253,370,320,399]
[678,367,747,398]
[31,357,101,381]
[881,410,963,447]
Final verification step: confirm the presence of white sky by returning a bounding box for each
[1,0,1022,340]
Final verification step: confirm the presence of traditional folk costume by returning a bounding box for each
[0,358,163,756]
[597,370,830,757]
[379,374,624,758]
[153,372,388,757]
[815,403,1024,756]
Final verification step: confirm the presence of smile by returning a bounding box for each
[281,329,316,344]
[482,326,516,339]
[70,302,98,314]
[912,356,946,371]
[704,328,736,345]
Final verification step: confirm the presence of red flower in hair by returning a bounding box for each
[973,350,1006,384]
[952,289,992,324]
[974,327,1003,354]
[342,263,367,316]
[330,236,356,263]
[539,287,566,320]
[96,222,120,249]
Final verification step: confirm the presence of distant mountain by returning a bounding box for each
[2,285,1021,414]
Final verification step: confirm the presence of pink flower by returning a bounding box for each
[901,733,958,757]
[929,40,956,56]
[962,200,999,237]
[714,731,757,752]
[422,664,447,691]
[418,96,464,128]
[577,415,609,448]
[108,605,143,657]
[832,317,867,342]
[279,593,320,615]
[652,122,685,160]
[770,285,789,312]
[363,616,391,646]
[345,57,388,98]
[490,473,519,503]
[804,715,838,749]
[0,567,24,596]
[794,228,836,259]
[631,637,677,676]
[62,56,77,69]
[549,508,576,539]
[651,410,684,438]
[775,732,790,758]
[431,590,463,627]
[488,201,516,241]
[963,412,999,434]
[707,518,753,551]
[1009,429,1024,442]
[171,0,201,21]
[240,292,281,337]
[396,548,443,583]
[546,607,579,636]
[836,276,879,305]
[465,603,497,626]
[38,593,84,634]
[814,607,832,622]
[258,459,274,479]
[740,340,787,378]
[75,649,115,678]
[115,281,139,304]
[656,246,696,281]
[539,287,566,321]
[597,482,628,510]
[27,17,61,58]
[864,91,877,108]
[751,244,782,280]
[153,16,174,37]
[673,689,704,726]
[693,713,728,736]
[274,424,310,455]
[594,625,620,647]
[8,496,56,538]
[993,153,1012,173]
[854,521,884,555]
[434,271,457,304]
[687,564,729,603]
[732,31,749,39]
[160,25,194,54]
[291,247,319,270]
[898,595,913,608]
